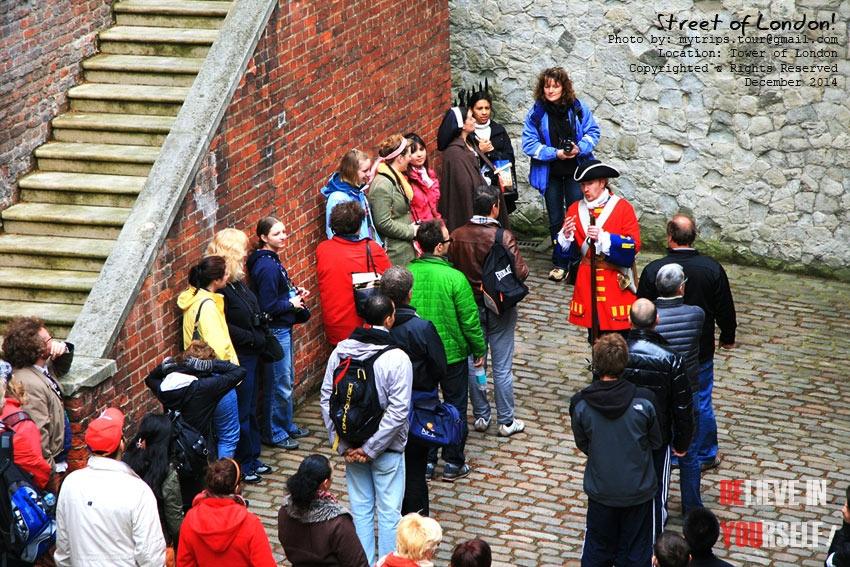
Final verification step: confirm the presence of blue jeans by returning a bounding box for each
[263,326,296,444]
[213,389,239,459]
[235,354,262,472]
[468,305,517,425]
[679,392,703,513]
[544,174,582,269]
[694,359,718,464]
[346,451,405,564]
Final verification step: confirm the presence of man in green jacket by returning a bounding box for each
[408,219,486,482]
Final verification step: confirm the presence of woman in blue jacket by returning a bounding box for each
[320,149,382,245]
[521,67,600,282]
[247,217,310,450]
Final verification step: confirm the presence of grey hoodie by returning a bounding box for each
[320,328,413,458]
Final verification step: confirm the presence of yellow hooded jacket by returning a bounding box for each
[177,287,239,365]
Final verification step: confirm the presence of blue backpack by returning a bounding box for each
[408,389,463,448]
[0,412,56,563]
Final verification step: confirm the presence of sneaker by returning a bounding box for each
[701,454,722,472]
[242,471,262,484]
[498,419,526,437]
[442,463,471,482]
[548,267,566,282]
[254,462,273,475]
[425,462,435,481]
[269,438,299,450]
[289,426,310,439]
[473,417,491,432]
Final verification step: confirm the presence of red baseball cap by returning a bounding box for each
[85,408,125,454]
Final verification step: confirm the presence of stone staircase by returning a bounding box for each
[0,1,231,338]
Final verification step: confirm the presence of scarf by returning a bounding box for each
[474,120,491,142]
[376,162,414,202]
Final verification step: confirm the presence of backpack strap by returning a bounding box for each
[365,345,397,364]
[192,298,212,340]
[1,411,32,429]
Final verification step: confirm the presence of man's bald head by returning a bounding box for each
[630,298,657,329]
[667,214,696,247]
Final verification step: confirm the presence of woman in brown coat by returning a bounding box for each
[436,106,508,231]
[278,454,368,567]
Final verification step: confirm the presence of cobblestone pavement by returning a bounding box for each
[244,249,850,566]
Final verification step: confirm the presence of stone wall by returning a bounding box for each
[66,0,451,466]
[449,1,849,279]
[0,0,113,210]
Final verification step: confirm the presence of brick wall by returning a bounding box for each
[0,0,113,209]
[68,0,451,459]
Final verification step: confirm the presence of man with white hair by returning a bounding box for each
[654,263,705,516]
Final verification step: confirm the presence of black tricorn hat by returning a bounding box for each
[574,159,620,183]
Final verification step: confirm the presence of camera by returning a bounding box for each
[252,312,272,327]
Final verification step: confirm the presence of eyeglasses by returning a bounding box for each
[441,238,453,245]
[42,334,53,345]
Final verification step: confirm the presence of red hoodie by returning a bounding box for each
[177,494,276,567]
[1,398,50,489]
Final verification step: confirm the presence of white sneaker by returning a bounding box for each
[498,419,526,437]
[473,417,490,432]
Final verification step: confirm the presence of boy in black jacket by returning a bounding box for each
[570,333,663,566]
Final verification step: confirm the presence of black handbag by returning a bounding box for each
[260,329,284,363]
[190,299,212,341]
[352,242,382,318]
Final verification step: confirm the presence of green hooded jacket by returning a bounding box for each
[408,255,486,365]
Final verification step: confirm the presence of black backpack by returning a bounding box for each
[329,346,395,446]
[0,413,56,563]
[167,409,211,479]
[480,228,529,315]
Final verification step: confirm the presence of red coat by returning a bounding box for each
[405,166,441,222]
[1,398,50,489]
[567,195,641,331]
[316,236,392,345]
[177,495,276,567]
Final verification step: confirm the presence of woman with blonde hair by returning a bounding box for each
[375,513,442,567]
[321,149,382,244]
[206,229,271,483]
[367,134,418,265]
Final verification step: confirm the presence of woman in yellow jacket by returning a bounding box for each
[177,255,241,459]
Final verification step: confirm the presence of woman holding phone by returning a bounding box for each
[521,67,600,282]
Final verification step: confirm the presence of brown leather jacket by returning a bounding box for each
[449,219,529,302]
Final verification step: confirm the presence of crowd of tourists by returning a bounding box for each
[0,66,840,567]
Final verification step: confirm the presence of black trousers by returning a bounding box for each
[402,438,430,516]
[427,361,468,467]
[581,498,653,567]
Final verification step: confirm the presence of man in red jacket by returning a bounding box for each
[556,160,640,343]
[317,200,392,345]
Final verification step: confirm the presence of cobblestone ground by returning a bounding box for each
[244,249,850,566]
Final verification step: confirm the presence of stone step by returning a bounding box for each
[0,267,97,304]
[0,300,80,339]
[68,83,188,116]
[82,54,203,87]
[52,112,174,146]
[18,171,145,207]
[114,1,231,30]
[99,26,218,58]
[0,235,113,272]
[35,142,159,176]
[1,203,130,239]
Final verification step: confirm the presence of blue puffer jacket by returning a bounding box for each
[655,297,705,387]
[320,173,383,246]
[521,99,600,193]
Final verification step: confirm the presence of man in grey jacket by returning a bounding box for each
[320,294,413,564]
[570,333,662,566]
[655,263,706,516]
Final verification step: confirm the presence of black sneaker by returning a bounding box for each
[442,463,471,483]
[268,438,299,450]
[242,471,262,484]
[254,462,273,475]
